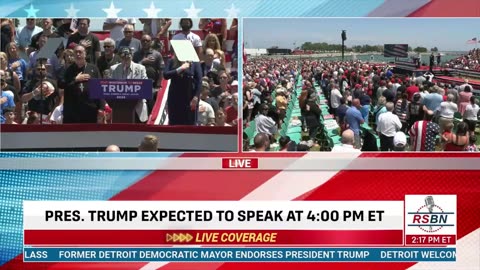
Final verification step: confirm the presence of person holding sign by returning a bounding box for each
[63,45,105,123]
[164,41,202,125]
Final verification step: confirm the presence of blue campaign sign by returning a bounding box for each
[23,247,457,263]
[88,79,153,100]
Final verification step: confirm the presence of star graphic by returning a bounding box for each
[143,2,162,18]
[224,3,240,18]
[65,3,79,17]
[184,2,202,18]
[24,4,39,18]
[102,1,122,18]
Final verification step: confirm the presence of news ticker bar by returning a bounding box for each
[22,247,457,262]
[2,157,480,170]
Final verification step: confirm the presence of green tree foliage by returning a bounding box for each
[413,46,428,53]
[300,42,383,52]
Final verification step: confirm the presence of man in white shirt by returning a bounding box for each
[15,18,42,59]
[330,83,342,116]
[171,18,203,60]
[255,104,277,136]
[377,102,402,151]
[103,18,136,42]
[197,88,215,126]
[331,129,361,152]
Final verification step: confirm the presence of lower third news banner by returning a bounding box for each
[23,196,457,263]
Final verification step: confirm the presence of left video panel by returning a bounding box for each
[0,18,239,152]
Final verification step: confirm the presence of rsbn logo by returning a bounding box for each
[408,196,455,233]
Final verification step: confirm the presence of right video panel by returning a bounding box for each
[242,18,480,152]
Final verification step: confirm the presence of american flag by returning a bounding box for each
[384,44,408,58]
[466,38,478,44]
[409,120,439,151]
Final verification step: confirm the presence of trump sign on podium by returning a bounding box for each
[23,198,457,262]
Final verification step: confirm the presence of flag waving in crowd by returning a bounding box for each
[466,37,478,44]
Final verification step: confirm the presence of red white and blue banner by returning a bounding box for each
[0,152,478,269]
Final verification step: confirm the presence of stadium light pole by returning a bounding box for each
[341,30,347,61]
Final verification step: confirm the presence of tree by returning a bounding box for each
[431,47,439,52]
[408,46,413,52]
[413,46,428,53]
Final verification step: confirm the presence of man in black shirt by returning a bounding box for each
[30,18,59,52]
[67,19,100,64]
[20,62,58,121]
[63,45,104,123]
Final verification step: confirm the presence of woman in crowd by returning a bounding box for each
[211,70,231,103]
[215,107,231,126]
[5,42,28,89]
[203,33,225,67]
[463,96,479,133]
[199,18,227,48]
[163,51,202,125]
[444,122,469,151]
[0,52,20,93]
[458,86,473,115]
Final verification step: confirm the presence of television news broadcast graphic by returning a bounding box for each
[22,199,457,262]
[0,152,479,269]
[405,195,457,246]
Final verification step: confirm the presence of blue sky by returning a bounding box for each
[244,18,480,51]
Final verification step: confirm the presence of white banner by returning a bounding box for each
[24,201,403,230]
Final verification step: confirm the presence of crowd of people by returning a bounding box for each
[243,57,479,152]
[445,48,480,71]
[1,18,238,127]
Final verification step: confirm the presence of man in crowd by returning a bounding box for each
[109,47,148,123]
[63,45,104,123]
[252,133,270,152]
[345,98,364,149]
[116,24,141,54]
[376,102,402,151]
[20,62,58,123]
[197,87,216,126]
[15,18,42,58]
[96,38,121,78]
[172,18,203,60]
[30,18,59,52]
[105,145,121,152]
[331,129,361,152]
[255,103,277,136]
[103,18,136,42]
[138,134,159,151]
[67,19,100,64]
[133,34,164,113]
